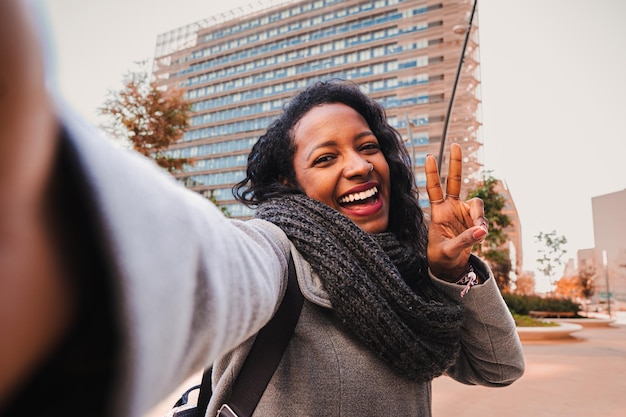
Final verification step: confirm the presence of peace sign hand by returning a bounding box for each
[424,143,488,281]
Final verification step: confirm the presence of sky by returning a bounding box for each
[35,0,626,293]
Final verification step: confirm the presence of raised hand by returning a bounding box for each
[424,143,488,281]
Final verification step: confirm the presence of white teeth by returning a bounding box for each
[339,187,378,204]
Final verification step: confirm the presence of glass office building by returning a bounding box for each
[152,0,482,218]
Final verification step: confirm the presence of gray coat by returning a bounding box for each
[61,108,523,417]
[210,243,525,417]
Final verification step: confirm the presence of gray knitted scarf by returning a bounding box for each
[255,194,463,383]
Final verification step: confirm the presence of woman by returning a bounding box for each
[206,80,524,416]
[0,3,522,414]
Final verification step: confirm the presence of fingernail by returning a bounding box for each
[473,227,487,241]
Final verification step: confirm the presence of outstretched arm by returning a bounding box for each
[0,4,288,416]
[424,143,488,280]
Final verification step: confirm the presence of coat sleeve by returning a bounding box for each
[60,109,291,417]
[430,255,525,387]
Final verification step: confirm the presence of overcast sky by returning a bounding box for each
[36,0,626,292]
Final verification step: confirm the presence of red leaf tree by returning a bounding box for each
[100,69,192,173]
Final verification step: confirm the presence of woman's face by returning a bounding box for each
[292,103,391,233]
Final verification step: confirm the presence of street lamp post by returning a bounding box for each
[437,0,478,175]
[602,249,612,318]
[404,112,416,178]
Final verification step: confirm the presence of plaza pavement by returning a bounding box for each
[146,313,626,417]
[432,312,626,417]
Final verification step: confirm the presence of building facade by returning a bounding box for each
[589,189,626,304]
[152,0,482,218]
[493,179,523,281]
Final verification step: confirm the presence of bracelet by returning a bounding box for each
[455,263,477,298]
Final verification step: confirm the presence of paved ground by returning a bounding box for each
[147,313,626,417]
[432,313,626,417]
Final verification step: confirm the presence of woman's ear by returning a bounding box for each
[278,176,301,190]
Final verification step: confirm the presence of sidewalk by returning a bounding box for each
[432,314,626,417]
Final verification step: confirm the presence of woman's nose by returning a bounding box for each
[343,155,372,178]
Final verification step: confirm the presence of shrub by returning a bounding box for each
[503,294,581,316]
[511,313,559,327]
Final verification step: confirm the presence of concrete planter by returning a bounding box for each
[516,321,583,341]
[556,317,616,328]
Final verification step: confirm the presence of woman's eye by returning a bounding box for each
[360,143,380,152]
[313,155,334,165]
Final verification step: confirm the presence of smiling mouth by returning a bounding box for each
[338,186,379,206]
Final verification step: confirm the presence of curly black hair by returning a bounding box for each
[233,79,426,251]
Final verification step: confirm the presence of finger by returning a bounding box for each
[434,226,483,267]
[474,216,488,231]
[468,197,485,225]
[467,198,488,240]
[445,143,462,198]
[455,227,486,251]
[425,154,444,203]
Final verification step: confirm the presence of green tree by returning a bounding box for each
[100,67,192,173]
[467,172,512,291]
[534,230,567,291]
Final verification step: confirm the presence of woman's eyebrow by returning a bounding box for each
[306,140,337,160]
[355,131,375,140]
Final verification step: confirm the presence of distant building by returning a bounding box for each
[562,258,577,278]
[577,249,595,270]
[514,271,535,296]
[577,248,596,282]
[590,189,626,303]
[493,179,523,279]
[152,0,482,217]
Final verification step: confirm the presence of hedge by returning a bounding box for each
[502,293,581,316]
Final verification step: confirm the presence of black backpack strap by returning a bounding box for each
[222,254,303,416]
[171,367,212,417]
[196,367,213,412]
[174,254,302,417]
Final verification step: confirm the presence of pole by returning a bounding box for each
[602,250,612,318]
[404,112,416,178]
[437,0,478,175]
